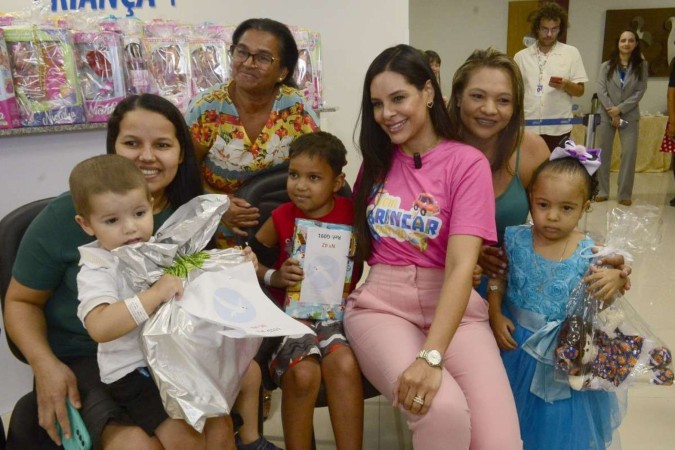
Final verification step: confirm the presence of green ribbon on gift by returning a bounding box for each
[163,251,210,278]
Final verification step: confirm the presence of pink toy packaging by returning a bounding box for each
[143,37,191,113]
[4,27,85,127]
[73,31,126,122]
[291,28,323,110]
[117,17,155,95]
[0,29,21,129]
[189,39,228,95]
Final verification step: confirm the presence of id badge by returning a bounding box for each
[535,84,543,97]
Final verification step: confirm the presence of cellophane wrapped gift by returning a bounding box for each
[113,194,312,431]
[0,28,21,129]
[4,26,85,126]
[291,27,322,110]
[555,204,673,391]
[117,17,155,95]
[72,30,126,122]
[143,36,191,113]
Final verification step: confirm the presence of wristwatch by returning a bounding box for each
[417,349,443,368]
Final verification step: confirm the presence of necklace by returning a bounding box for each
[532,234,570,293]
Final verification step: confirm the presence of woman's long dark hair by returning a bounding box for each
[606,29,644,81]
[353,44,457,261]
[106,94,203,209]
[232,18,299,88]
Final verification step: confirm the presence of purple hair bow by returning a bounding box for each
[550,140,602,176]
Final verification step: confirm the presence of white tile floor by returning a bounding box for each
[3,172,675,450]
[261,171,675,450]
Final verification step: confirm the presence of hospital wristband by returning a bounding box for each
[124,295,150,325]
[263,269,276,286]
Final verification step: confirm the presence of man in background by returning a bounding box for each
[515,2,587,151]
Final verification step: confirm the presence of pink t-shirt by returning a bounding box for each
[367,140,496,268]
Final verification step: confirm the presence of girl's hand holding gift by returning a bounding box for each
[583,266,627,302]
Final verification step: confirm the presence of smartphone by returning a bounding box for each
[55,400,92,450]
[549,76,563,84]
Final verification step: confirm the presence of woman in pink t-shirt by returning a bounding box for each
[344,45,521,450]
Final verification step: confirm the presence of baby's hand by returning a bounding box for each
[150,274,184,303]
[242,246,259,271]
[275,258,304,288]
[490,313,517,350]
[584,266,625,302]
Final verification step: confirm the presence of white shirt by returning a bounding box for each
[514,41,588,135]
[77,241,146,384]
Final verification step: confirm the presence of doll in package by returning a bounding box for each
[143,38,191,113]
[555,205,673,391]
[189,40,228,95]
[291,28,322,110]
[0,29,20,129]
[4,27,85,126]
[73,31,126,122]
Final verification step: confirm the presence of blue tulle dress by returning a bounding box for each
[500,225,624,450]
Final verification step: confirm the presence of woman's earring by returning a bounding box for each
[278,77,284,82]
[426,100,434,109]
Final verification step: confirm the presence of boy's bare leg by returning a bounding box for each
[322,347,364,450]
[280,358,321,450]
[204,415,235,450]
[154,418,204,450]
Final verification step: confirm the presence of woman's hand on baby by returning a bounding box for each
[490,313,517,350]
[150,274,184,304]
[478,245,508,279]
[242,246,259,271]
[224,196,260,237]
[273,258,304,288]
[393,359,442,416]
[584,266,625,302]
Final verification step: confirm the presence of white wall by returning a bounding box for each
[0,0,409,414]
[410,0,674,115]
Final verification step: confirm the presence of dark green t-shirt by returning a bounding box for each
[12,192,173,359]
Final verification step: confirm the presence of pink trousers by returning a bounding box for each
[344,264,522,450]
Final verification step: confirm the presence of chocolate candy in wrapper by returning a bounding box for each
[73,31,126,122]
[4,27,85,126]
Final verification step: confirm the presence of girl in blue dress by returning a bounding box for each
[488,149,627,450]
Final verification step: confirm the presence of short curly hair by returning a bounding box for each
[529,2,568,38]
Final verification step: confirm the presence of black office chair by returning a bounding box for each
[0,198,54,450]
[234,163,397,447]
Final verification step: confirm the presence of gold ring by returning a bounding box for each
[412,395,424,406]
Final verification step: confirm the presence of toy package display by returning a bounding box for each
[284,219,355,321]
[0,29,21,129]
[115,18,155,95]
[72,31,126,122]
[555,205,673,391]
[143,37,191,113]
[189,39,228,95]
[4,27,85,126]
[291,28,322,110]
